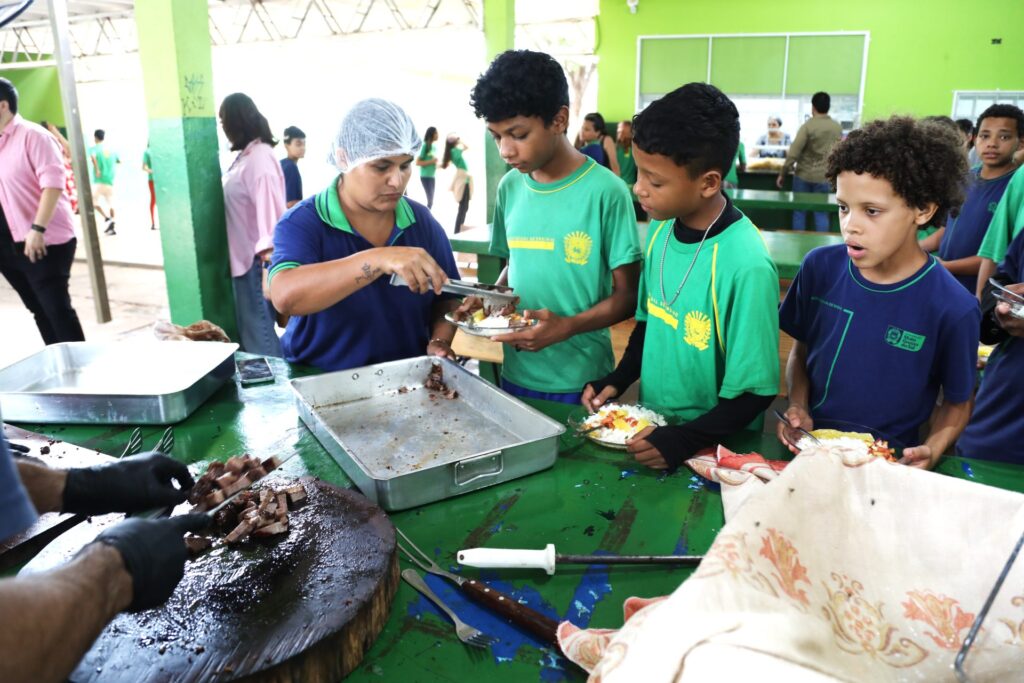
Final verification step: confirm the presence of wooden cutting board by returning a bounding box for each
[21,478,398,682]
[0,424,115,570]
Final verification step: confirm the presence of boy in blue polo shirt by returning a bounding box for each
[936,104,1023,292]
[778,117,980,468]
[466,50,641,404]
[957,230,1024,462]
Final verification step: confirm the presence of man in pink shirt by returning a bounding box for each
[0,78,84,344]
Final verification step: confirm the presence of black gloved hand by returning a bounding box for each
[93,514,211,612]
[62,452,196,515]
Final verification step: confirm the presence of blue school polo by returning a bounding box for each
[268,183,459,372]
[939,167,1017,291]
[0,428,38,543]
[280,158,302,204]
[779,245,980,446]
[957,230,1024,462]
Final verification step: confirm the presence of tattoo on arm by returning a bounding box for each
[354,262,382,285]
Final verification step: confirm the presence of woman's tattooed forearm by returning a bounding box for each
[355,262,382,285]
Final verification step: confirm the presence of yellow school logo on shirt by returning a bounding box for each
[564,231,593,266]
[647,297,678,330]
[508,237,555,251]
[683,311,711,351]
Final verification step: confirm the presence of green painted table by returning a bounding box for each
[11,355,1022,682]
[449,225,843,284]
[730,188,840,231]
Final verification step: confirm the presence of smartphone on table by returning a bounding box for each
[236,357,275,386]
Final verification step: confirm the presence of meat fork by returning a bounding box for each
[401,568,495,650]
[396,527,560,646]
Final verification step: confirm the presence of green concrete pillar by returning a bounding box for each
[482,0,515,224]
[134,0,237,340]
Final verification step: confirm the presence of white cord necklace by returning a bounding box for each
[658,197,728,307]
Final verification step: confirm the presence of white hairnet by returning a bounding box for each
[330,98,422,172]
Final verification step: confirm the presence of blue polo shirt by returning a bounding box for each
[939,167,1017,291]
[957,230,1024,462]
[0,428,38,543]
[779,245,979,446]
[268,183,459,372]
[280,158,302,204]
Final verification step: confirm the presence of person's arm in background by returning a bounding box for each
[737,142,747,173]
[977,258,999,299]
[939,254,983,277]
[778,341,814,453]
[603,136,621,176]
[777,125,808,188]
[919,226,945,253]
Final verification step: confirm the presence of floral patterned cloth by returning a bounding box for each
[557,448,1024,682]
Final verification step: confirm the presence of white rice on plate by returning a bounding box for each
[582,403,667,445]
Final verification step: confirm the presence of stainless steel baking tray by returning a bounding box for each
[291,356,565,511]
[0,341,238,424]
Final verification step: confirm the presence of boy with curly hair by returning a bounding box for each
[466,50,641,403]
[778,117,980,469]
[583,83,780,471]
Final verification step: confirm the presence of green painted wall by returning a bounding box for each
[596,0,1024,122]
[0,65,65,127]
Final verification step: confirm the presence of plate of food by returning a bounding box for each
[794,420,901,463]
[446,307,538,338]
[578,403,668,450]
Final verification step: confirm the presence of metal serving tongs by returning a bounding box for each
[389,274,518,309]
[396,527,561,647]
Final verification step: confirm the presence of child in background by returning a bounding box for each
[142,143,156,229]
[615,120,646,221]
[441,134,471,233]
[957,229,1024,462]
[416,126,439,209]
[583,83,779,471]
[578,112,620,176]
[977,148,1024,297]
[936,105,1022,292]
[465,49,641,404]
[280,126,306,209]
[778,117,979,469]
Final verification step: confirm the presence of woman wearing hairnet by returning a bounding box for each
[267,99,461,371]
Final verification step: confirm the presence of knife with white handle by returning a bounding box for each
[458,544,703,575]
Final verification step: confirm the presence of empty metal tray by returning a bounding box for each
[0,341,238,424]
[291,356,565,510]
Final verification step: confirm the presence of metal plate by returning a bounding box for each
[444,313,537,338]
[291,357,564,510]
[0,341,238,424]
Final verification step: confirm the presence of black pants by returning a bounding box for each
[0,238,85,344]
[420,176,435,209]
[454,185,470,234]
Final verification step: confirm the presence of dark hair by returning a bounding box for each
[922,115,958,133]
[583,113,608,137]
[420,126,438,158]
[0,78,17,115]
[976,104,1024,138]
[283,125,305,142]
[768,116,783,127]
[219,93,276,151]
[470,49,569,125]
[631,82,739,178]
[811,92,831,114]
[94,129,105,141]
[826,116,967,228]
[442,137,456,169]
[955,118,974,137]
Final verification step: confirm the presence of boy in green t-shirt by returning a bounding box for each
[465,49,642,403]
[88,129,120,234]
[583,83,780,471]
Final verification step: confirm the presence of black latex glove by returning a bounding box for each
[93,514,210,612]
[62,452,196,515]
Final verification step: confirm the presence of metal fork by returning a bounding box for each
[119,427,143,458]
[401,568,495,650]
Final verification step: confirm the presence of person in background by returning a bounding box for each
[957,229,1024,462]
[219,92,286,356]
[142,142,156,230]
[268,98,460,372]
[583,83,779,472]
[0,78,85,344]
[578,113,621,176]
[777,92,843,231]
[977,125,1024,298]
[416,126,439,209]
[41,122,77,214]
[723,139,747,190]
[88,129,120,235]
[280,126,305,209]
[752,116,790,158]
[442,133,471,233]
[929,105,1022,293]
[777,116,978,469]
[0,425,207,683]
[956,117,976,160]
[615,120,646,221]
[465,49,641,405]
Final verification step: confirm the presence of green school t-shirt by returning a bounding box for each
[616,146,637,200]
[142,149,153,179]
[636,212,780,420]
[978,166,1024,263]
[89,144,119,184]
[724,141,746,187]
[490,157,642,393]
[450,147,468,172]
[419,143,436,178]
